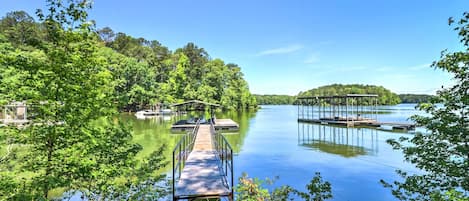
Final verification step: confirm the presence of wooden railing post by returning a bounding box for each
[172,149,176,200]
[230,148,234,200]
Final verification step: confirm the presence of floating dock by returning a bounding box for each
[298,118,415,130]
[171,118,239,132]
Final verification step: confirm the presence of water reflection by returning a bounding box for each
[215,110,257,154]
[119,114,182,173]
[298,123,379,157]
[118,109,257,167]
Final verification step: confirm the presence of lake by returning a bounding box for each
[121,104,423,201]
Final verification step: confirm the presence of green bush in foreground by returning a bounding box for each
[236,172,332,201]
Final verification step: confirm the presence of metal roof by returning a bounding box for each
[170,100,221,108]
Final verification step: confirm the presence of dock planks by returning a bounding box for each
[171,119,239,132]
[174,125,231,200]
[298,118,415,130]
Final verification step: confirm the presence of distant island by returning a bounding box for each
[255,84,434,105]
[398,94,435,103]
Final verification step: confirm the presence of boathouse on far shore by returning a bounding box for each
[297,94,415,130]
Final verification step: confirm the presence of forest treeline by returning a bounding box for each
[298,84,434,105]
[254,94,296,105]
[0,11,256,111]
[255,85,434,105]
[398,94,434,103]
[297,84,401,105]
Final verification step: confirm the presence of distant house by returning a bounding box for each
[2,101,28,124]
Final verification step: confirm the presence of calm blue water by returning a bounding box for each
[64,104,423,200]
[223,104,421,201]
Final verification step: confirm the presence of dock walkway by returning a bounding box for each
[171,119,239,132]
[173,123,233,200]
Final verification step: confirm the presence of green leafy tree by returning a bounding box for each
[0,10,42,46]
[168,53,189,101]
[0,1,168,200]
[382,12,469,201]
[175,42,209,88]
[96,26,115,45]
[1,8,257,112]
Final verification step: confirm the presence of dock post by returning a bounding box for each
[231,148,234,201]
[297,100,300,120]
[346,97,348,126]
[172,149,176,201]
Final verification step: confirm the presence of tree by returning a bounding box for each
[0,9,257,112]
[168,53,189,101]
[0,10,41,46]
[175,42,209,87]
[382,12,469,200]
[97,26,115,45]
[0,1,167,200]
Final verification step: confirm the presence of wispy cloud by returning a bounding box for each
[409,63,431,71]
[304,53,320,64]
[334,66,367,72]
[367,63,431,72]
[374,67,392,72]
[257,44,303,56]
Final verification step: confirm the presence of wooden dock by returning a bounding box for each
[298,118,415,130]
[171,119,239,132]
[173,123,233,200]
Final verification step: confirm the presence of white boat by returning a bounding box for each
[160,109,172,115]
[135,110,158,117]
[162,115,171,121]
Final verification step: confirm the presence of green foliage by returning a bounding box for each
[298,84,401,105]
[101,31,256,111]
[235,173,271,201]
[0,1,168,200]
[382,12,469,201]
[293,172,333,201]
[0,11,256,112]
[235,172,332,201]
[0,11,42,46]
[398,94,435,103]
[255,94,296,105]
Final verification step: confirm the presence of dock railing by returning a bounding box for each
[172,120,200,200]
[211,122,234,198]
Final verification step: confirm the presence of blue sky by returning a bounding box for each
[1,0,467,95]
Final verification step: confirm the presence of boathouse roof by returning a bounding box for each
[171,100,221,111]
